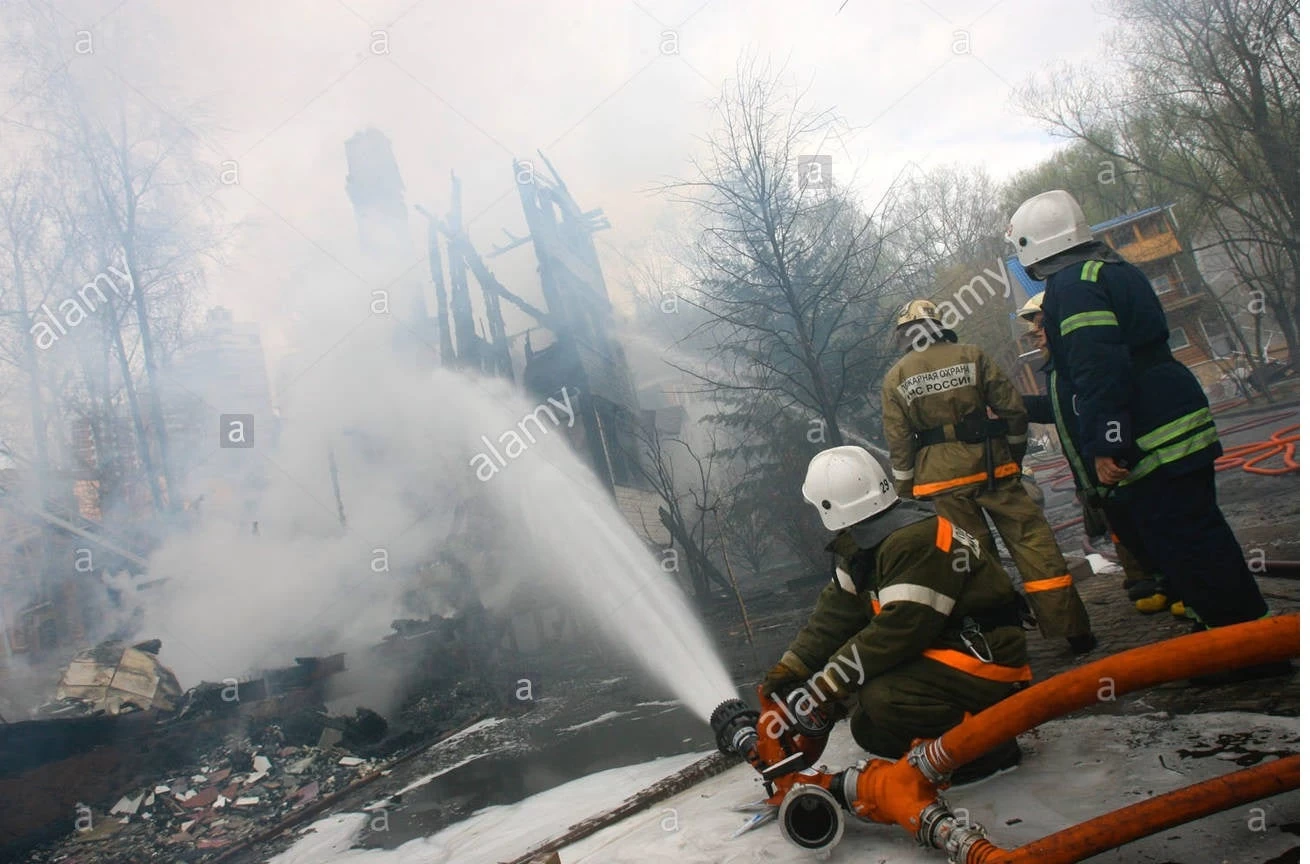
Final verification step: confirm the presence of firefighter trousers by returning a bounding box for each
[849,650,1024,758]
[931,477,1093,639]
[1104,465,1267,627]
[1085,492,1161,588]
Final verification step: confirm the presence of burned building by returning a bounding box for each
[347,129,664,538]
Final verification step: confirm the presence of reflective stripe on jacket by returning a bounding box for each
[785,512,1031,688]
[1041,258,1220,484]
[881,342,1028,498]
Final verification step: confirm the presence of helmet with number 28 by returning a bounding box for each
[802,446,899,531]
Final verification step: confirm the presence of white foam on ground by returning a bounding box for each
[267,753,703,864]
[433,717,507,750]
[560,710,627,732]
[566,712,1298,863]
[268,713,1297,864]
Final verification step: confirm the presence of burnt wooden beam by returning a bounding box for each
[414,204,455,366]
[446,174,478,368]
[489,231,532,258]
[433,222,554,328]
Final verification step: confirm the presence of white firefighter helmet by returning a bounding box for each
[895,299,942,329]
[802,446,898,531]
[1006,190,1093,268]
[1017,291,1045,321]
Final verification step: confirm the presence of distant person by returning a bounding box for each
[760,445,1027,781]
[880,299,1096,653]
[1016,291,1170,615]
[1006,191,1282,682]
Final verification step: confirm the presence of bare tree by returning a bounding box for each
[624,412,731,605]
[667,61,917,450]
[1018,0,1299,362]
[0,164,65,496]
[714,462,774,578]
[898,164,1009,275]
[1,0,221,520]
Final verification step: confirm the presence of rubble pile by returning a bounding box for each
[27,731,386,863]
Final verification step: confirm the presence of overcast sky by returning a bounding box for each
[6,0,1120,373]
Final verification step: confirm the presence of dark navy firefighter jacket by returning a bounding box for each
[1039,254,1221,488]
[1022,362,1109,502]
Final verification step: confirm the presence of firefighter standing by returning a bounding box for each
[1017,292,1171,614]
[1005,190,1272,643]
[881,300,1096,652]
[761,445,1028,781]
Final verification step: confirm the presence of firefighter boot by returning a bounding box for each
[1128,575,1170,614]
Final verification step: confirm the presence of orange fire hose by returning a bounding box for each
[1033,409,1299,494]
[964,755,1299,864]
[929,615,1298,775]
[761,616,1298,862]
[1215,424,1299,475]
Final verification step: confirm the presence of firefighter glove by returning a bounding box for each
[809,664,852,722]
[761,650,810,700]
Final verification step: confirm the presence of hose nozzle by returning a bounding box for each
[710,697,760,761]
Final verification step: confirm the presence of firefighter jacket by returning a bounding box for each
[1022,364,1109,502]
[781,501,1031,692]
[881,340,1029,499]
[1041,251,1220,486]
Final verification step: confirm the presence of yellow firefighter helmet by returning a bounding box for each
[1017,291,1045,321]
[895,299,942,329]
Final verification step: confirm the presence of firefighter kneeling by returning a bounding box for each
[762,446,1030,784]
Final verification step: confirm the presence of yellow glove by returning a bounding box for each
[760,651,810,699]
[808,665,851,722]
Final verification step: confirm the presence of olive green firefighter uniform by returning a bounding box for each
[881,335,1093,642]
[772,500,1031,758]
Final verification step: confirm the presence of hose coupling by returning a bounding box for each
[826,768,861,815]
[907,740,952,786]
[918,801,988,863]
[778,783,845,852]
[783,687,835,738]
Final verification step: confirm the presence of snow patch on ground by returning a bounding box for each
[560,710,627,732]
[269,713,1297,864]
[268,813,369,864]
